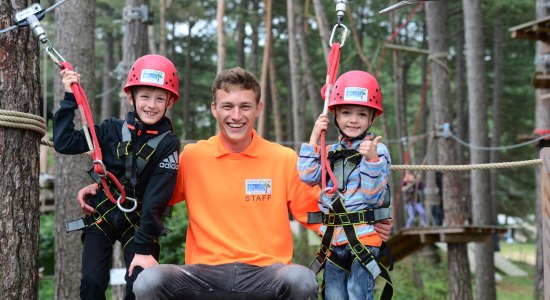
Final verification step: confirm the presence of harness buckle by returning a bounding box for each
[365,258,381,279]
[117,195,138,213]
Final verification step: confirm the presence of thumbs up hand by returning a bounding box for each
[359,136,382,163]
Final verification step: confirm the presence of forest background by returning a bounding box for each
[1,0,548,299]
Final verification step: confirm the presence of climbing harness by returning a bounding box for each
[5,2,129,211]
[66,120,171,233]
[308,148,394,299]
[116,121,171,212]
[308,2,393,299]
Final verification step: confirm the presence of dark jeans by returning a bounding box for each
[134,262,318,300]
[80,224,159,300]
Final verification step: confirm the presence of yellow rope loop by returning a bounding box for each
[391,159,543,172]
[428,51,450,74]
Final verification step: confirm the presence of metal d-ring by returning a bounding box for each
[320,187,344,209]
[117,195,137,213]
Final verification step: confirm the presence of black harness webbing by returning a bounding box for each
[117,121,170,182]
[308,147,394,299]
[66,122,170,235]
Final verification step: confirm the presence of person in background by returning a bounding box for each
[402,171,427,228]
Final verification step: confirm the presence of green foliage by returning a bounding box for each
[159,204,189,264]
[39,214,55,276]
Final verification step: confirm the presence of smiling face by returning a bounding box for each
[127,87,173,125]
[211,88,263,153]
[335,105,375,138]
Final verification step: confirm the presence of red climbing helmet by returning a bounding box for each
[124,54,180,101]
[328,70,383,115]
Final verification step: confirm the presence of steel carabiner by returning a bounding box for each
[329,23,349,48]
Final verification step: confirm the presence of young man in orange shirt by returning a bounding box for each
[129,67,392,299]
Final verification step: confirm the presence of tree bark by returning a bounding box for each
[182,19,195,141]
[216,0,226,74]
[288,0,306,149]
[269,59,284,143]
[101,28,114,121]
[53,1,96,299]
[426,2,472,300]
[119,0,150,119]
[534,1,550,299]
[257,0,272,137]
[455,15,466,166]
[249,0,260,76]
[312,0,330,61]
[294,0,322,121]
[462,1,495,299]
[0,2,41,299]
[490,16,503,253]
[236,0,247,68]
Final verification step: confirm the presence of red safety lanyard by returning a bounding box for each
[60,62,126,206]
[320,43,342,194]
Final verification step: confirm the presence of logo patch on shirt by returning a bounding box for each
[245,179,272,201]
[343,87,368,102]
[159,151,178,170]
[245,179,272,194]
[140,69,165,85]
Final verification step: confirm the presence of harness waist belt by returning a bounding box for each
[307,207,392,225]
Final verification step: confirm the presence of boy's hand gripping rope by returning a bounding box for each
[4,2,132,212]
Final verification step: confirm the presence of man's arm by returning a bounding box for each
[374,218,393,241]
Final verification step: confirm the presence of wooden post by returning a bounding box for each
[541,148,550,300]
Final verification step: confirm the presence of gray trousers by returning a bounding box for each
[134,262,318,300]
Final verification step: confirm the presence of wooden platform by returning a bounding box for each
[382,225,507,265]
[509,15,550,42]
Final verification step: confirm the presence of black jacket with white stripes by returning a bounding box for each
[53,92,180,255]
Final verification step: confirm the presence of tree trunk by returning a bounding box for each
[257,0,273,137]
[101,28,114,121]
[0,2,41,299]
[269,59,284,143]
[490,16,503,253]
[182,20,195,141]
[312,0,330,61]
[462,1,495,299]
[426,2,472,300]
[534,1,550,299]
[455,15,466,166]
[249,0,260,76]
[294,0,322,121]
[53,1,96,299]
[119,0,150,119]
[216,0,226,74]
[236,0,247,68]
[288,0,305,149]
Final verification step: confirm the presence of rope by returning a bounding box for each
[391,158,542,172]
[428,52,450,74]
[0,109,53,146]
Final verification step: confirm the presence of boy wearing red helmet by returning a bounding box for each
[298,70,393,299]
[53,54,180,300]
